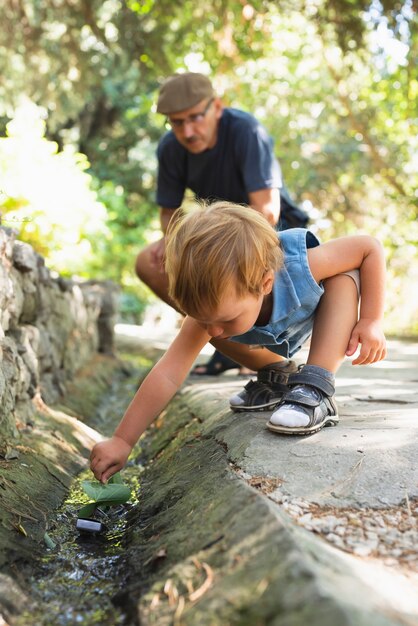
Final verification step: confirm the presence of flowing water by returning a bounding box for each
[14,355,151,626]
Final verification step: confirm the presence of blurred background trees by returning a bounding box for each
[0,0,416,332]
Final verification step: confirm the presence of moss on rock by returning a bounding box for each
[0,356,126,572]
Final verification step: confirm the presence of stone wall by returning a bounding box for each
[0,227,117,443]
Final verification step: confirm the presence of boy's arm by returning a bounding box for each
[308,235,386,364]
[90,317,209,482]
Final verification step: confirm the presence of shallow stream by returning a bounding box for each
[14,355,151,626]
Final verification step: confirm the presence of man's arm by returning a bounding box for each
[248,188,281,227]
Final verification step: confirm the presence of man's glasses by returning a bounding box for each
[167,98,214,130]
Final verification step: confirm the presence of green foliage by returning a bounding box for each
[0,102,109,275]
[0,0,416,332]
[79,472,132,517]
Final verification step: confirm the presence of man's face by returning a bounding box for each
[166,97,223,153]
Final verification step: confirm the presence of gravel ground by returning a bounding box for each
[279,497,417,570]
[240,471,417,574]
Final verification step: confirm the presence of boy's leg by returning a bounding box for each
[268,274,358,434]
[211,339,298,411]
[306,273,359,372]
[211,340,285,372]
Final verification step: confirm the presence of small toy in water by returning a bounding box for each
[76,472,131,535]
[76,517,105,534]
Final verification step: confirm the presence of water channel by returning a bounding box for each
[14,354,151,626]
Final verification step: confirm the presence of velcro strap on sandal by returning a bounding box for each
[258,369,288,386]
[243,379,261,392]
[258,360,297,386]
[287,364,335,397]
[282,387,321,408]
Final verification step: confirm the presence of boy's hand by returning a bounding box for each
[90,436,132,483]
[346,319,387,365]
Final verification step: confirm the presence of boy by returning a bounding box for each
[90,202,386,483]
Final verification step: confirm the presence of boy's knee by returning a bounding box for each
[135,247,151,282]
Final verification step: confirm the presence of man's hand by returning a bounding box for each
[346,319,387,365]
[90,436,133,483]
[248,188,281,227]
[149,237,166,273]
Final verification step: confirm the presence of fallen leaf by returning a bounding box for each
[173,595,185,625]
[14,523,27,537]
[150,593,160,609]
[189,562,214,602]
[81,480,131,504]
[163,579,179,606]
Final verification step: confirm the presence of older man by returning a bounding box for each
[136,72,308,375]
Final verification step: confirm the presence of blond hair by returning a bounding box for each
[165,201,283,317]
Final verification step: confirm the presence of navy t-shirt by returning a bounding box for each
[156,108,283,208]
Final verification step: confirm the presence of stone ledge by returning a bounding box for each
[122,341,418,625]
[1,227,118,440]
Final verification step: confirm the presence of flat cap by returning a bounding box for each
[156,72,214,115]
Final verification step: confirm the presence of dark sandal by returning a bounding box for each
[230,379,285,411]
[230,361,298,411]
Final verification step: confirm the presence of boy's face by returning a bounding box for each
[193,275,274,339]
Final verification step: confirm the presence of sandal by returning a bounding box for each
[267,365,339,435]
[230,360,298,411]
[191,350,252,376]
